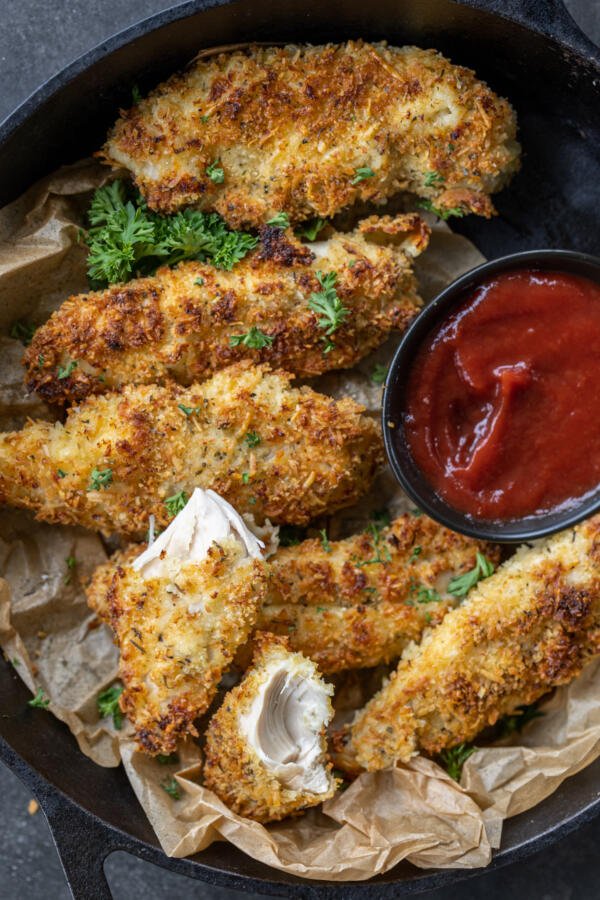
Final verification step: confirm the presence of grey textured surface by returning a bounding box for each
[0,1,599,897]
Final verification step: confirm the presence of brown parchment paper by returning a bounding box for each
[1,159,600,881]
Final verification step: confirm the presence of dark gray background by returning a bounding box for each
[1,1,599,897]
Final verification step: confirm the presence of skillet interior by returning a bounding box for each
[0,0,599,894]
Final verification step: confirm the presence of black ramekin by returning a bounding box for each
[382,249,600,543]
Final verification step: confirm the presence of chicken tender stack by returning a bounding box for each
[89,489,268,754]
[203,633,336,822]
[104,41,519,225]
[348,515,600,771]
[0,362,383,535]
[25,214,429,406]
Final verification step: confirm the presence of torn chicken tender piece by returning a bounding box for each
[203,633,336,822]
[103,41,520,225]
[25,213,429,407]
[0,361,383,535]
[87,488,268,754]
[250,514,499,673]
[348,515,600,771]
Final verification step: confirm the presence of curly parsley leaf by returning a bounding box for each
[351,166,375,185]
[164,490,189,517]
[10,320,36,345]
[448,552,495,598]
[28,687,50,709]
[178,404,201,417]
[206,160,225,184]
[319,529,331,553]
[230,326,274,349]
[88,467,113,491]
[57,360,78,380]
[266,212,290,229]
[439,743,475,781]
[97,683,124,728]
[424,170,445,187]
[295,217,327,241]
[245,431,261,448]
[308,271,349,352]
[418,199,467,221]
[84,180,256,287]
[161,777,181,800]
[371,364,388,385]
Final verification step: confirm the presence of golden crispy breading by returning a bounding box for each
[252,515,499,673]
[203,633,336,822]
[347,516,600,771]
[103,41,520,226]
[0,363,382,535]
[25,214,429,407]
[93,535,267,754]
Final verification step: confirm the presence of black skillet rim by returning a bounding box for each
[382,249,600,543]
[0,0,600,896]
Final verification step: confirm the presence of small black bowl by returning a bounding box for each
[382,249,600,543]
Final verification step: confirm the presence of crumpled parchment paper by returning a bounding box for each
[1,159,600,881]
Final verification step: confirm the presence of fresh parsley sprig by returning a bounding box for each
[439,743,475,781]
[88,467,113,491]
[266,212,290,229]
[295,217,327,241]
[230,326,273,349]
[418,199,466,221]
[308,271,349,353]
[351,166,375,185]
[164,490,189,517]
[85,180,257,287]
[448,552,495,598]
[97,683,124,729]
[28,688,50,710]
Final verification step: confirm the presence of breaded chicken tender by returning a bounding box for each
[254,515,499,673]
[25,214,429,407]
[103,41,520,226]
[0,362,382,535]
[348,516,600,771]
[203,633,336,822]
[89,489,267,754]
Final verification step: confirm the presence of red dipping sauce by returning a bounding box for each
[403,269,600,520]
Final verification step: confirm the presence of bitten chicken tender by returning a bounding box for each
[25,214,429,407]
[0,362,382,535]
[348,515,600,771]
[103,41,520,226]
[203,633,336,822]
[89,489,268,754]
[254,515,499,673]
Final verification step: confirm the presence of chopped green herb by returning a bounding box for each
[278,525,306,547]
[409,545,422,563]
[448,552,495,598]
[371,364,388,385]
[157,752,180,765]
[206,160,225,184]
[57,359,78,380]
[319,529,331,553]
[447,142,456,152]
[500,704,544,737]
[416,585,440,604]
[266,212,290,229]
[424,611,432,624]
[88,467,113,491]
[38,354,45,368]
[308,271,349,353]
[242,472,250,484]
[245,431,261,448]
[356,517,392,567]
[351,166,375,185]
[418,199,467,221]
[178,403,201,417]
[57,469,68,479]
[10,320,36,345]
[248,496,257,505]
[85,180,257,287]
[439,743,475,781]
[164,490,188,517]
[424,170,445,187]
[200,114,210,123]
[194,277,205,286]
[28,687,50,709]
[97,683,123,728]
[131,84,142,104]
[65,555,77,585]
[295,217,327,241]
[316,606,327,613]
[230,326,274,349]
[410,507,423,517]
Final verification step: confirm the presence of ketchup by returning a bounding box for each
[403,269,600,520]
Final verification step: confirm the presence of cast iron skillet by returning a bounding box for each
[0,1,599,897]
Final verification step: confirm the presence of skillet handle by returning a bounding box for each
[37,788,117,900]
[457,0,600,57]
